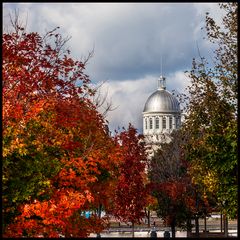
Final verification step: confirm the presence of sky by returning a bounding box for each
[3,2,224,134]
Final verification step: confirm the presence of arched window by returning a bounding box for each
[162,117,166,129]
[145,118,147,129]
[155,117,159,129]
[150,118,153,129]
[169,116,172,129]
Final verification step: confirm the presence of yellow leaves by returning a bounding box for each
[3,148,10,158]
[8,137,28,156]
[189,161,203,184]
[52,139,63,146]
[42,180,51,188]
[203,170,218,193]
[18,147,28,156]
[189,160,219,194]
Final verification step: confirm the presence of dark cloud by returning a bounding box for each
[84,4,203,81]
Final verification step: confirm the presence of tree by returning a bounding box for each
[182,2,237,220]
[111,124,148,237]
[2,15,120,237]
[2,16,89,231]
[148,129,212,238]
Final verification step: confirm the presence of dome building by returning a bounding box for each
[142,75,181,145]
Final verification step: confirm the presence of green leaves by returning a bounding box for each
[183,3,237,219]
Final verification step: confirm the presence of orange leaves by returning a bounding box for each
[57,155,101,190]
[3,22,126,238]
[7,188,94,237]
[25,99,47,120]
[84,190,94,203]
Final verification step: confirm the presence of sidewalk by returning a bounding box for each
[89,229,237,238]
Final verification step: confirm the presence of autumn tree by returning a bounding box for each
[2,14,120,237]
[148,129,213,238]
[182,2,237,222]
[111,124,148,237]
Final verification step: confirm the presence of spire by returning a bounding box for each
[161,55,163,77]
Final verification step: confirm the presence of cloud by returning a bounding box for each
[98,75,155,133]
[3,2,221,133]
[98,71,190,133]
[3,3,218,80]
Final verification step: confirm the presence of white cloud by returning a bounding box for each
[98,75,156,133]
[193,2,225,27]
[167,71,190,95]
[3,2,222,133]
[3,2,205,80]
[97,71,190,133]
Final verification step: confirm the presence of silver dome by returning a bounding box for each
[143,89,180,113]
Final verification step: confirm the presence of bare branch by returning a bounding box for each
[91,81,118,118]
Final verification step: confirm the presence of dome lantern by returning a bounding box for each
[157,75,166,90]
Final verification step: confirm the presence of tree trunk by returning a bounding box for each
[220,213,223,232]
[144,208,151,227]
[204,215,207,237]
[195,215,199,238]
[147,210,150,227]
[132,221,135,238]
[224,214,228,237]
[186,218,192,237]
[98,204,102,218]
[171,219,176,238]
[96,204,102,237]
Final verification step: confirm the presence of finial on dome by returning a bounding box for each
[157,56,166,90]
[157,75,166,90]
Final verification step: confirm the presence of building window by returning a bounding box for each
[145,118,147,129]
[150,118,153,129]
[169,116,172,129]
[176,116,180,128]
[178,117,181,128]
[156,117,159,129]
[162,117,166,129]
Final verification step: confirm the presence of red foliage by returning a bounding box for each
[3,25,119,237]
[2,26,93,128]
[158,181,187,201]
[3,23,152,237]
[112,124,148,224]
